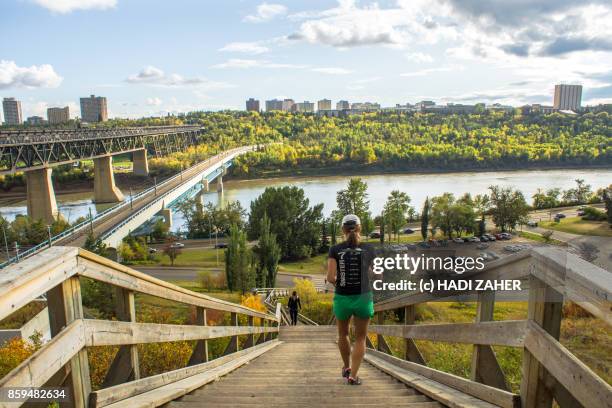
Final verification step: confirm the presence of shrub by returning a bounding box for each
[581,207,607,221]
[292,278,318,307]
[0,333,42,378]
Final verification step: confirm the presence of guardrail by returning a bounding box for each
[0,246,281,408]
[0,145,256,269]
[365,247,611,408]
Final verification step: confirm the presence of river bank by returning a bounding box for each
[226,161,612,180]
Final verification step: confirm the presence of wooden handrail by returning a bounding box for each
[0,247,280,408]
[368,247,612,408]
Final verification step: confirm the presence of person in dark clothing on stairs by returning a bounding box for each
[287,291,301,325]
[327,214,375,385]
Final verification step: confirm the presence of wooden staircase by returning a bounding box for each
[168,326,443,408]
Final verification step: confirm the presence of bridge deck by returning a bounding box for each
[168,326,444,408]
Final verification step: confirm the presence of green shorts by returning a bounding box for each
[333,292,374,321]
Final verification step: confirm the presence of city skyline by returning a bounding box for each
[1,0,612,119]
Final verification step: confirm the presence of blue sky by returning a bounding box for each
[1,0,612,119]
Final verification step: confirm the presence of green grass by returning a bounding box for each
[278,253,327,275]
[152,247,225,268]
[540,216,612,237]
[518,231,565,245]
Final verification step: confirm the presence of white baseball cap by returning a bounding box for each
[341,214,361,227]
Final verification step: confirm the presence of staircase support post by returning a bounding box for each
[223,312,239,355]
[46,277,91,408]
[403,305,425,364]
[521,275,563,408]
[471,291,508,390]
[189,307,209,364]
[103,288,140,387]
[376,312,392,354]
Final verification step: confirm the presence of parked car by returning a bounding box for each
[526,220,538,227]
[577,210,585,216]
[148,247,158,254]
[452,237,464,243]
[499,233,512,240]
[170,242,185,248]
[555,213,567,219]
[484,234,496,241]
[495,233,504,240]
[369,232,381,239]
[403,228,415,234]
[467,236,480,243]
[214,243,228,249]
[479,236,489,242]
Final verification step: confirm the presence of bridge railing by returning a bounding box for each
[0,145,256,269]
[0,246,281,408]
[366,247,611,408]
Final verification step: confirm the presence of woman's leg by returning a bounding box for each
[351,316,370,378]
[336,318,351,369]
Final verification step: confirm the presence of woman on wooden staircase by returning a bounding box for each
[327,214,376,386]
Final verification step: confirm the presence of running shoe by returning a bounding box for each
[342,367,351,378]
[347,376,362,385]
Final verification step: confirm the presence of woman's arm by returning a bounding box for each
[327,258,337,284]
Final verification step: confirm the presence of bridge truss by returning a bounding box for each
[0,126,208,174]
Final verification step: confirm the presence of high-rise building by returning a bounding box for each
[26,116,46,126]
[336,100,350,110]
[294,101,315,113]
[2,97,23,125]
[553,84,582,110]
[317,99,332,111]
[47,106,70,124]
[282,99,295,112]
[246,98,260,112]
[265,99,283,111]
[80,94,108,122]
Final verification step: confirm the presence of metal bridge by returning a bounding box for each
[0,145,256,268]
[0,126,204,174]
[0,246,609,408]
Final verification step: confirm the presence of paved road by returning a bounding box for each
[55,148,246,248]
[134,265,329,289]
[525,225,612,271]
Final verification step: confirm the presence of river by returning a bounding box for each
[1,168,610,233]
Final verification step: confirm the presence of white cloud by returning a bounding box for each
[400,65,463,77]
[211,59,306,69]
[0,60,63,89]
[405,52,434,63]
[126,66,233,89]
[32,0,117,13]
[219,42,270,54]
[146,97,162,106]
[244,3,288,23]
[311,67,353,75]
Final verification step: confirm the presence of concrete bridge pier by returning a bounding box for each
[216,175,223,193]
[132,149,149,177]
[94,155,124,203]
[25,167,61,223]
[160,207,173,229]
[202,178,209,192]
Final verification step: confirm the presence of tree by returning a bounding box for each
[319,219,330,253]
[336,178,373,236]
[252,214,281,287]
[225,224,254,294]
[421,197,430,241]
[431,193,455,239]
[602,188,612,227]
[247,186,323,260]
[151,219,169,242]
[83,231,109,258]
[163,236,182,266]
[488,185,530,232]
[383,190,412,242]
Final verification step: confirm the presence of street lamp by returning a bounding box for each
[1,225,9,260]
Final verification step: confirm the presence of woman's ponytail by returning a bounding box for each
[344,225,362,248]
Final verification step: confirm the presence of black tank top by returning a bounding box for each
[329,242,374,295]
